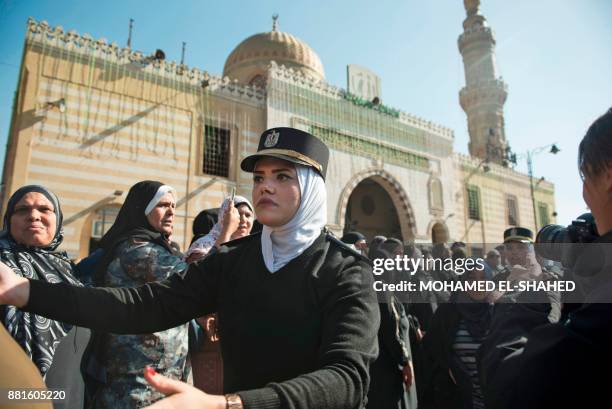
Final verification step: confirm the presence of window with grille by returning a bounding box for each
[467,186,481,221]
[506,195,519,226]
[202,125,230,177]
[538,202,550,226]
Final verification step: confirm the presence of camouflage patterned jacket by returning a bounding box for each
[93,239,190,409]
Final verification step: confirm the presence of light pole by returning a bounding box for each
[511,144,560,232]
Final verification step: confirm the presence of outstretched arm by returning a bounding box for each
[0,259,219,334]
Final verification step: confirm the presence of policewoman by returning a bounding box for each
[0,127,380,409]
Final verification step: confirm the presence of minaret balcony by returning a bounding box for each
[460,79,508,109]
[458,27,495,52]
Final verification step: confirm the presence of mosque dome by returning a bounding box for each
[223,17,325,86]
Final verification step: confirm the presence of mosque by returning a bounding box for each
[0,1,556,259]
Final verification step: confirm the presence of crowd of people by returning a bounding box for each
[0,107,610,409]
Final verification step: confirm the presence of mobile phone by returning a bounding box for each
[230,187,236,202]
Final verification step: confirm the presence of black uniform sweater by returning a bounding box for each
[25,232,380,409]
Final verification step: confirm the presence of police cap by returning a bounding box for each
[503,226,534,243]
[240,127,329,179]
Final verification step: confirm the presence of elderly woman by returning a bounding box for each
[0,127,379,409]
[84,180,205,409]
[0,185,89,409]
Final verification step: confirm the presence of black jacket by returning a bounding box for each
[367,292,412,409]
[419,303,478,409]
[25,232,380,409]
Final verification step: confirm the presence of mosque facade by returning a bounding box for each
[1,2,556,259]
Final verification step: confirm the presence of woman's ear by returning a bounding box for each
[604,166,612,196]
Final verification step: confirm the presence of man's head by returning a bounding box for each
[486,249,501,269]
[421,246,432,260]
[504,227,534,267]
[452,246,467,262]
[380,238,404,258]
[368,235,386,258]
[579,108,612,236]
[432,242,451,260]
[451,241,466,252]
[495,244,507,266]
[341,231,367,253]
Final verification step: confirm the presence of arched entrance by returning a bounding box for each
[338,169,416,242]
[344,178,402,240]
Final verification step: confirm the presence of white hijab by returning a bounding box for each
[144,185,176,215]
[261,165,327,273]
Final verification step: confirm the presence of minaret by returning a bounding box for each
[458,0,509,165]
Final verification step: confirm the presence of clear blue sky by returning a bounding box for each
[0,0,610,226]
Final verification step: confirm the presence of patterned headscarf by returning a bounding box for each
[0,185,81,377]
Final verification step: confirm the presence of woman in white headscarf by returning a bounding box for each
[185,195,254,265]
[0,127,380,409]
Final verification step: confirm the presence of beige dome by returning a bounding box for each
[223,29,325,85]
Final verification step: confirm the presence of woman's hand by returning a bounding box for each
[0,261,30,307]
[185,252,204,265]
[508,247,543,282]
[204,315,219,342]
[216,202,240,246]
[142,367,227,409]
[195,315,219,342]
[402,360,414,387]
[508,262,542,282]
[221,202,240,235]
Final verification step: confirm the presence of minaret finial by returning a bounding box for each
[463,0,480,16]
[272,14,279,32]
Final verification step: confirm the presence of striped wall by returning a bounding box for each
[5,46,266,259]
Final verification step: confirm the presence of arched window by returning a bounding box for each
[429,178,444,211]
[506,195,519,226]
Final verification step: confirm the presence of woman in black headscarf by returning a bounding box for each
[96,180,177,272]
[0,185,89,408]
[85,180,195,409]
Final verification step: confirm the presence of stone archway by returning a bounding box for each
[337,168,416,242]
